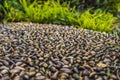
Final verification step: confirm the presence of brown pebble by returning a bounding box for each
[43,63,48,68]
[62,59,69,65]
[13,75,23,80]
[89,61,95,67]
[15,66,25,71]
[26,71,36,77]
[90,72,96,77]
[35,76,46,80]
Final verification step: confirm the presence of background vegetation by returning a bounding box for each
[0,0,120,35]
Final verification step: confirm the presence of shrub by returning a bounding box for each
[60,0,120,16]
[0,0,117,33]
[1,0,76,24]
[75,9,116,33]
[0,0,24,22]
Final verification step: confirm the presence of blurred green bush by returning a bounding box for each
[0,0,117,33]
[59,0,120,15]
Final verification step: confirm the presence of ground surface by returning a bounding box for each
[0,23,120,80]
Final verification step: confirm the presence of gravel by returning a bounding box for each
[0,23,120,80]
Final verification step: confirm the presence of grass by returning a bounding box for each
[0,0,117,33]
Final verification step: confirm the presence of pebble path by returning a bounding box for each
[0,23,120,80]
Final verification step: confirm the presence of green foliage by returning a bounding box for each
[76,9,116,33]
[116,28,120,36]
[0,5,3,21]
[1,0,76,24]
[103,0,120,12]
[61,0,120,16]
[1,0,24,22]
[0,0,117,33]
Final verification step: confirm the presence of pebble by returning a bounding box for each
[22,74,29,80]
[84,76,89,80]
[0,23,119,80]
[2,75,10,80]
[26,71,36,77]
[10,69,20,73]
[1,69,8,74]
[16,62,23,66]
[98,71,106,76]
[35,76,46,80]
[82,69,90,76]
[13,76,23,80]
[3,60,9,66]
[61,68,73,74]
[96,77,103,80]
[15,66,25,71]
[36,73,42,76]
[73,73,79,79]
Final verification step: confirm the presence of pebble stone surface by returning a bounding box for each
[0,23,120,80]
